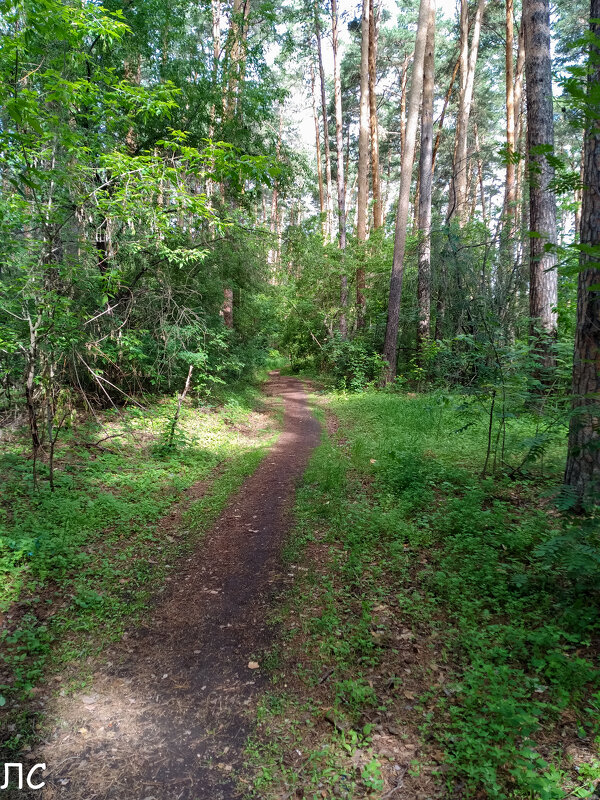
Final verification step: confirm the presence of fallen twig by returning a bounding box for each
[381,768,407,799]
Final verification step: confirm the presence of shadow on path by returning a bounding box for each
[38,373,320,800]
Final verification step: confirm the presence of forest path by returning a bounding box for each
[38,373,321,800]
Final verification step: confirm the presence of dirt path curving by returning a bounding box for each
[37,373,320,800]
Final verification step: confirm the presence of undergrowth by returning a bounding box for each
[246,389,600,800]
[0,383,276,734]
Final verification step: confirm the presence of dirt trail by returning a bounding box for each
[37,373,320,800]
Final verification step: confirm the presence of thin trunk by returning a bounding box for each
[400,61,409,158]
[504,0,517,225]
[226,0,250,117]
[356,0,371,329]
[417,5,435,360]
[369,0,383,229]
[382,0,434,382]
[332,0,348,337]
[24,314,41,489]
[474,123,487,224]
[432,54,460,171]
[524,0,558,364]
[574,137,585,238]
[564,0,600,507]
[222,287,234,328]
[168,365,194,448]
[447,0,486,225]
[311,61,326,228]
[514,21,526,145]
[315,2,334,240]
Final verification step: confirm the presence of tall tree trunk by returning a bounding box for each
[369,0,383,230]
[417,4,436,361]
[268,114,282,266]
[382,0,433,382]
[524,0,558,364]
[315,1,334,241]
[207,0,221,203]
[432,54,460,172]
[311,61,326,228]
[356,0,371,330]
[332,0,348,337]
[226,0,250,117]
[447,0,486,225]
[474,123,486,224]
[400,61,409,159]
[514,21,525,145]
[564,0,600,508]
[504,0,517,226]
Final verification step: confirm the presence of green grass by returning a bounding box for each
[247,388,600,800]
[0,384,277,720]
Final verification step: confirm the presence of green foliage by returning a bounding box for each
[0,388,273,704]
[322,335,386,391]
[250,390,600,799]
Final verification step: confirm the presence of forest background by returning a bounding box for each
[1,0,600,796]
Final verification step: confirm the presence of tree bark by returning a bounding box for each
[226,0,250,117]
[432,54,460,172]
[315,1,334,241]
[417,4,435,360]
[564,0,600,508]
[382,0,433,382]
[310,61,326,226]
[356,0,371,329]
[369,0,383,230]
[447,0,486,225]
[332,0,348,337]
[523,0,558,363]
[504,0,517,226]
[474,123,486,224]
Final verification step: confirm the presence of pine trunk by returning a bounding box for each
[311,62,326,227]
[369,0,383,230]
[564,0,600,508]
[504,0,517,227]
[382,0,433,382]
[523,0,558,364]
[356,0,371,329]
[315,2,334,241]
[447,0,486,225]
[417,4,435,360]
[332,0,348,337]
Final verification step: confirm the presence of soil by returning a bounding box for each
[32,373,321,800]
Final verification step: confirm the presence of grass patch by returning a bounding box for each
[0,385,277,731]
[246,388,600,799]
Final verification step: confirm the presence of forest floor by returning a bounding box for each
[243,387,600,800]
[6,373,320,799]
[2,377,599,800]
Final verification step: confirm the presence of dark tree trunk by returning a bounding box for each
[564,0,600,508]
